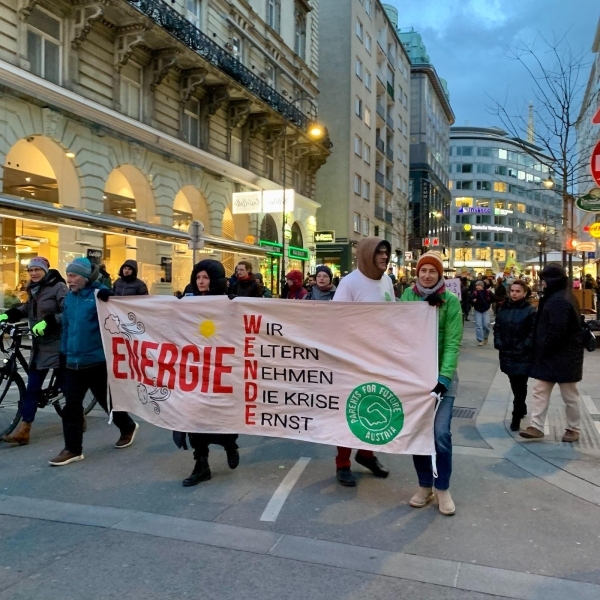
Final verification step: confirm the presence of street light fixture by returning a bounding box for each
[542,175,554,189]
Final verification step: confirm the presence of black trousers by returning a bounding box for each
[188,433,238,459]
[508,374,529,418]
[62,363,135,455]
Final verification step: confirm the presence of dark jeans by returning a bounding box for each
[189,433,238,459]
[21,367,49,423]
[62,363,135,455]
[508,374,529,418]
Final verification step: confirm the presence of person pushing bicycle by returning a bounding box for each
[1,257,67,446]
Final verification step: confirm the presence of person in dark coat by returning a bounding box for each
[493,280,536,431]
[113,260,148,296]
[179,259,240,486]
[305,265,336,300]
[520,263,583,443]
[97,263,112,289]
[230,261,262,297]
[0,258,68,446]
[460,277,470,321]
[493,277,507,315]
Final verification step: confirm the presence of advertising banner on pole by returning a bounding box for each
[98,297,438,455]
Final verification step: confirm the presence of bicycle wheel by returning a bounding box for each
[0,371,25,438]
[52,389,97,417]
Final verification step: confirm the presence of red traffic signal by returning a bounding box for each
[566,238,578,250]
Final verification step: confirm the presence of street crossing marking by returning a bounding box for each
[260,457,311,522]
[582,395,599,415]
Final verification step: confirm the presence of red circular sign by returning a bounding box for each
[591,140,600,187]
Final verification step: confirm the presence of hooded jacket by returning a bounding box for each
[61,264,109,369]
[4,269,68,369]
[333,237,395,303]
[530,264,583,383]
[284,270,308,299]
[113,260,149,296]
[183,260,228,296]
[493,298,536,377]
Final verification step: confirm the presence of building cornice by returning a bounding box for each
[410,63,455,124]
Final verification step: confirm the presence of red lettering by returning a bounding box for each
[140,341,159,386]
[245,404,256,425]
[112,337,128,379]
[156,343,178,389]
[244,359,257,380]
[179,345,200,392]
[244,337,255,357]
[125,339,142,381]
[245,382,257,402]
[201,346,211,393]
[243,314,262,334]
[214,347,235,393]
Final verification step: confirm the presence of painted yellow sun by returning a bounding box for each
[199,319,216,338]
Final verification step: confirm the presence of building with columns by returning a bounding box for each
[0,0,330,305]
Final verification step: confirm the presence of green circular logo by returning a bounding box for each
[346,382,404,445]
[384,291,392,302]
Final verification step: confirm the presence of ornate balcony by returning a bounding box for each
[126,0,308,131]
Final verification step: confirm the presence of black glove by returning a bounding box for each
[426,294,445,307]
[431,382,448,397]
[97,288,112,302]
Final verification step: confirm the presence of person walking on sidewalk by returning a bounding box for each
[49,258,138,466]
[331,237,395,487]
[1,258,68,446]
[178,259,240,486]
[113,260,148,296]
[401,251,463,516]
[520,264,583,443]
[472,281,494,346]
[493,280,536,431]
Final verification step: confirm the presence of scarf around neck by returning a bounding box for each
[413,277,446,298]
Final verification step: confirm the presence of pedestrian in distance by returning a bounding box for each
[332,237,395,487]
[254,273,272,298]
[283,270,308,299]
[401,251,463,516]
[394,275,410,299]
[460,277,470,321]
[178,259,240,486]
[472,280,494,346]
[97,263,112,289]
[520,264,584,443]
[1,258,68,446]
[230,261,262,297]
[305,273,316,291]
[305,265,336,300]
[113,259,148,296]
[493,276,507,315]
[49,258,138,466]
[493,280,536,431]
[387,267,397,284]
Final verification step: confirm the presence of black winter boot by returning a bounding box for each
[510,414,521,432]
[182,456,211,487]
[336,467,356,487]
[355,453,389,478]
[225,446,239,469]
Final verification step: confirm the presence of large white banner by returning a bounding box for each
[98,297,438,455]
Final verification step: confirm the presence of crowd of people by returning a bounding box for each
[0,240,591,517]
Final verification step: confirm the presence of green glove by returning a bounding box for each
[0,314,8,322]
[32,320,47,337]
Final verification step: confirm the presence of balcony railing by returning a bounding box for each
[375,136,385,153]
[375,205,384,220]
[126,0,308,131]
[375,170,385,186]
[376,102,385,119]
[386,114,394,130]
[385,178,393,192]
[385,210,393,224]
[386,146,394,161]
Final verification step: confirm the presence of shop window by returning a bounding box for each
[183,98,200,147]
[27,7,62,85]
[120,62,142,120]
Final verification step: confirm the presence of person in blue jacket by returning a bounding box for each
[48,258,138,466]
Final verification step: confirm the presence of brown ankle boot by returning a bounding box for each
[2,421,31,446]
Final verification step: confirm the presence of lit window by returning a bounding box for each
[183,98,200,147]
[356,19,363,41]
[364,107,371,127]
[494,181,508,193]
[266,0,281,33]
[354,175,361,194]
[354,213,361,233]
[120,62,143,120]
[27,7,62,85]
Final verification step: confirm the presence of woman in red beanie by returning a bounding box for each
[283,270,308,299]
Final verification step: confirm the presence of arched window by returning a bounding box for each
[260,214,278,243]
[290,222,303,248]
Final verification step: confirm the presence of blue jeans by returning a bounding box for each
[21,367,49,423]
[413,373,458,491]
[474,310,490,342]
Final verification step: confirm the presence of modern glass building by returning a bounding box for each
[449,127,563,273]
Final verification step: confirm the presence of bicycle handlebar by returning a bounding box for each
[0,321,30,353]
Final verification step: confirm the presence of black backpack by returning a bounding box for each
[581,317,597,353]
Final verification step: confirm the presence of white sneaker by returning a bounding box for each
[477,341,483,346]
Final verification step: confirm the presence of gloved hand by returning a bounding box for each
[32,320,47,337]
[97,288,112,302]
[426,294,445,307]
[430,381,448,397]
[0,314,8,322]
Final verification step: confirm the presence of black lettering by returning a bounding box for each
[261,367,272,380]
[293,347,306,359]
[301,417,313,431]
[305,348,319,360]
[289,370,305,383]
[285,392,298,405]
[261,413,273,426]
[281,345,292,359]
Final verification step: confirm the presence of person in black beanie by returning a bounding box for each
[305,265,336,300]
[178,259,240,486]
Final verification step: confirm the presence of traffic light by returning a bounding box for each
[566,238,578,250]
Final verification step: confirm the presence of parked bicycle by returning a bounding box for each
[0,321,97,438]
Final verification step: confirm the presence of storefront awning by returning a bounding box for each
[0,193,268,258]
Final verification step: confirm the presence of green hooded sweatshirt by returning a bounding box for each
[400,287,463,381]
